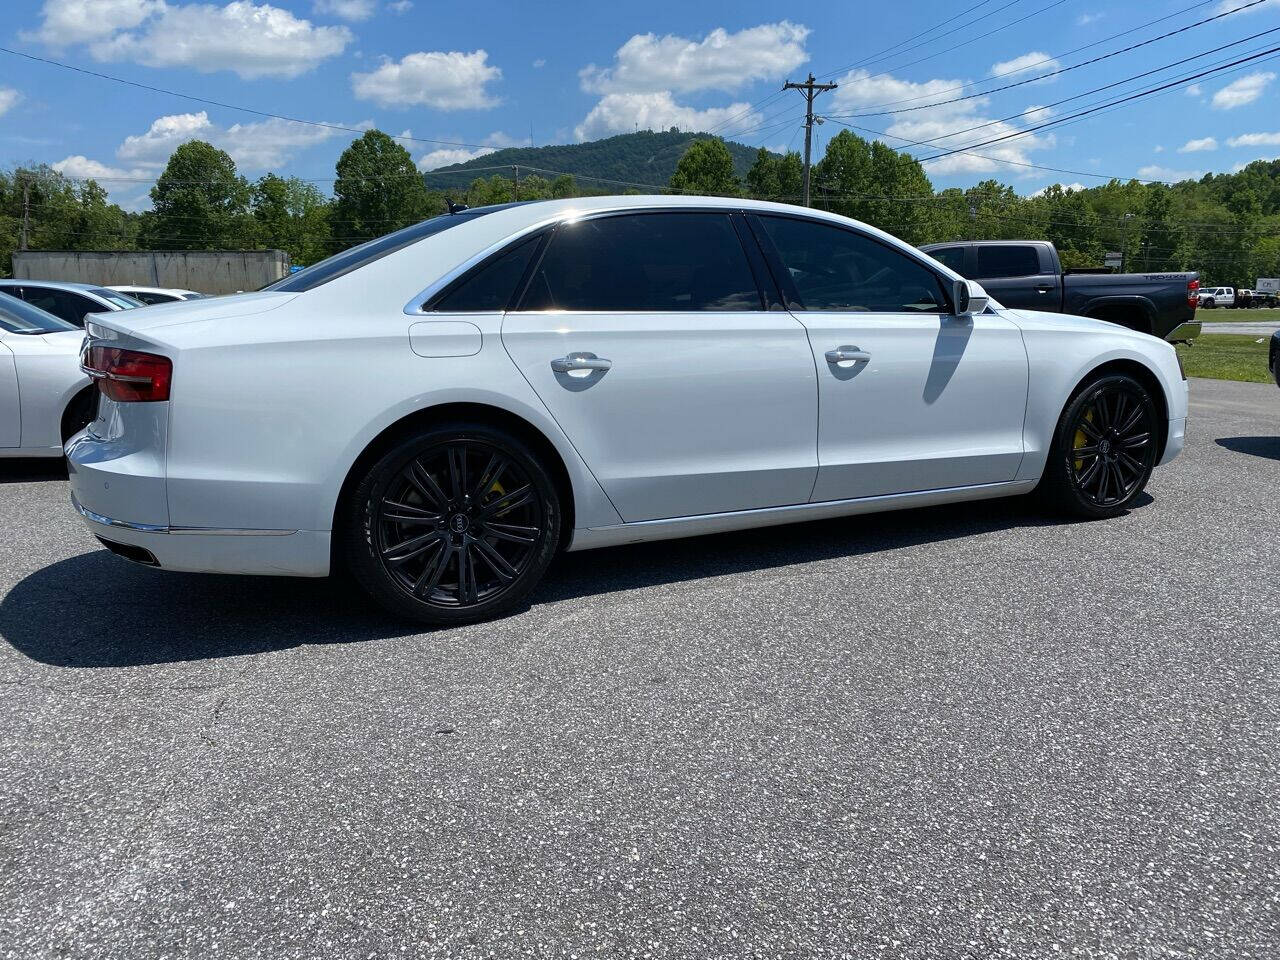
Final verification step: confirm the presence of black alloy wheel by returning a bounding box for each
[1041,374,1159,518]
[346,424,560,625]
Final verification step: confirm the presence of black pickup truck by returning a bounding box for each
[920,240,1201,342]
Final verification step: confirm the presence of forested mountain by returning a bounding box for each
[420,130,761,193]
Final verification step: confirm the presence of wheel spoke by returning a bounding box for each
[1093,395,1111,430]
[472,453,508,500]
[447,446,468,502]
[1115,451,1143,482]
[383,530,444,565]
[412,541,451,597]
[480,483,533,519]
[407,460,449,509]
[457,544,478,604]
[1077,418,1103,441]
[1116,404,1145,436]
[381,499,441,524]
[1111,394,1127,432]
[1076,456,1103,490]
[485,521,539,544]
[472,538,517,582]
[1096,461,1111,503]
[1120,432,1151,449]
[1073,445,1100,458]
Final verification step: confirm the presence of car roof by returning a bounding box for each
[0,278,111,294]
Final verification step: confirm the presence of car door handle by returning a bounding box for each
[1036,285,1053,293]
[550,352,612,373]
[825,346,871,364]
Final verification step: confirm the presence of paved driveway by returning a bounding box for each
[1,378,1277,958]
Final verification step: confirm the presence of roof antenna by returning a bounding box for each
[445,198,469,214]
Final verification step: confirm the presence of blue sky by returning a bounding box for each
[2,0,1279,210]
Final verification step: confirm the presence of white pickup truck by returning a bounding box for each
[1198,286,1235,308]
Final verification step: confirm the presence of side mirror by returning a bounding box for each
[952,278,990,317]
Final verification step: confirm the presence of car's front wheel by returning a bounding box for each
[1040,373,1160,519]
[344,423,561,626]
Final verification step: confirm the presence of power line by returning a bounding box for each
[831,0,1271,119]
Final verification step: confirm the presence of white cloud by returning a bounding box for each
[351,50,501,109]
[0,88,19,118]
[81,2,353,79]
[114,111,353,170]
[1232,156,1280,171]
[24,0,162,45]
[1215,0,1279,11]
[1076,12,1103,25]
[1227,131,1280,147]
[1154,144,1165,153]
[312,0,375,20]
[990,52,1060,80]
[1030,182,1086,197]
[532,58,546,68]
[830,68,1054,175]
[387,0,411,9]
[580,21,808,94]
[574,92,758,141]
[1212,72,1275,110]
[1185,83,1203,98]
[52,155,150,182]
[1138,164,1205,182]
[1178,136,1218,153]
[415,131,529,170]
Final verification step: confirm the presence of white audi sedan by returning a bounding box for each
[67,196,1187,625]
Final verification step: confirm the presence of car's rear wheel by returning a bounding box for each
[344,423,560,626]
[1040,373,1159,519]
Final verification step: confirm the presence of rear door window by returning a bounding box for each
[429,235,542,312]
[927,246,968,274]
[518,213,762,312]
[974,245,1042,279]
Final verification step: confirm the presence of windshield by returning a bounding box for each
[264,203,531,294]
[0,291,78,334]
[89,288,146,309]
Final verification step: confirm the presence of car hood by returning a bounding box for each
[85,290,298,334]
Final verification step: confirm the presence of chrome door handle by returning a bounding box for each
[825,346,871,364]
[551,352,612,373]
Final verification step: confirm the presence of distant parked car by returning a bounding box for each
[0,292,95,457]
[1198,286,1234,309]
[108,285,205,305]
[918,239,1200,341]
[0,280,143,326]
[1235,289,1255,309]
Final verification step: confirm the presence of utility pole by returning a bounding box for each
[19,175,30,251]
[783,73,837,206]
[512,164,520,200]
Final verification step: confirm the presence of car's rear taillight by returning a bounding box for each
[1187,278,1199,310]
[82,345,172,402]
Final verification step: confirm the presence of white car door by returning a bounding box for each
[748,214,1028,502]
[502,211,818,523]
[0,335,18,447]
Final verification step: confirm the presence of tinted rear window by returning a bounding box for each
[519,213,762,312]
[927,246,967,274]
[266,203,528,293]
[974,246,1041,279]
[0,291,78,334]
[429,235,542,312]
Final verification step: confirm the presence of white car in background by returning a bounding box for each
[0,292,94,457]
[0,280,143,326]
[1197,286,1235,308]
[67,196,1188,626]
[108,285,205,305]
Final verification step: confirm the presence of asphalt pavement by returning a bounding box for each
[1,378,1278,959]
[1201,321,1280,336]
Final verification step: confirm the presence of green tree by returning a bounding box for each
[146,141,254,250]
[251,174,332,266]
[746,147,803,202]
[333,130,439,244]
[668,138,740,196]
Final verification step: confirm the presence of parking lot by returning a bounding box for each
[1,377,1277,958]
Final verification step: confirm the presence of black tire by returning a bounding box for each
[1039,373,1159,519]
[60,386,98,443]
[342,422,561,626]
[1202,298,1215,309]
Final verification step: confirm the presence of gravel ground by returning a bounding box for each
[1,377,1278,959]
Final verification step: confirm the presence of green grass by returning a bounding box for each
[1199,305,1280,322]
[1177,334,1274,383]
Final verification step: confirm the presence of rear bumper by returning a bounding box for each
[71,495,331,576]
[1167,320,1201,343]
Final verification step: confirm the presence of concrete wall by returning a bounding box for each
[11,250,291,295]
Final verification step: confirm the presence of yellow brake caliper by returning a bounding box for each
[1073,409,1094,472]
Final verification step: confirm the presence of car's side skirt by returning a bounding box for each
[566,479,1040,552]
